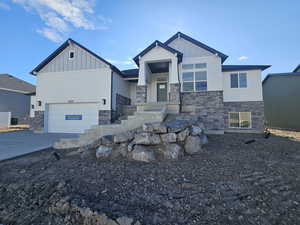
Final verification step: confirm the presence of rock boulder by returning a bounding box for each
[131,145,156,162]
[164,144,183,160]
[96,146,113,159]
[143,122,167,134]
[184,136,203,154]
[161,133,177,143]
[134,132,161,145]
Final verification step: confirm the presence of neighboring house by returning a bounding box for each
[0,74,35,124]
[30,32,270,133]
[263,65,300,130]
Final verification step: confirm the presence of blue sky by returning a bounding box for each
[0,0,299,85]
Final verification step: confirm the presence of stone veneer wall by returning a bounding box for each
[116,94,131,120]
[181,91,225,130]
[98,110,111,125]
[223,101,265,131]
[136,85,147,104]
[169,83,180,103]
[30,111,44,131]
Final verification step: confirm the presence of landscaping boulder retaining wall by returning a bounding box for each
[93,115,208,162]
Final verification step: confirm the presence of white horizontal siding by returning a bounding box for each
[223,70,263,102]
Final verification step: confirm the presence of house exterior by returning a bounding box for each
[0,74,35,124]
[30,32,269,133]
[263,65,300,130]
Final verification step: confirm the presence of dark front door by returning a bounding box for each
[157,82,167,102]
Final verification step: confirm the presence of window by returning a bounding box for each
[230,72,247,88]
[195,63,207,69]
[31,104,34,109]
[229,112,251,128]
[182,64,194,70]
[38,101,42,106]
[65,115,82,120]
[182,63,207,92]
[195,71,207,91]
[69,51,75,59]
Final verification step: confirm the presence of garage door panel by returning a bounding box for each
[48,103,98,133]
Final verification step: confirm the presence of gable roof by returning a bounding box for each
[263,72,300,85]
[133,40,183,66]
[0,74,35,93]
[31,38,122,75]
[164,32,228,63]
[293,64,300,72]
[222,65,271,72]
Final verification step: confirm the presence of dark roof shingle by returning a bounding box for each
[122,69,139,79]
[0,74,35,93]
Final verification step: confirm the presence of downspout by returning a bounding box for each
[177,61,182,113]
[110,71,113,123]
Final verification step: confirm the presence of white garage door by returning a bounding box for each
[47,103,98,133]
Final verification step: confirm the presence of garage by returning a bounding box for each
[47,103,98,133]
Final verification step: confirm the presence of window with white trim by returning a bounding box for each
[229,112,251,128]
[182,63,207,92]
[230,72,247,88]
[69,51,75,60]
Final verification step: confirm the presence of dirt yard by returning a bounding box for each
[0,132,299,225]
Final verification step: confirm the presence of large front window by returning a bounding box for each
[182,63,207,92]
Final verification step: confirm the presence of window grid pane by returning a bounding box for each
[195,71,207,81]
[240,112,251,128]
[229,112,240,128]
[195,63,207,69]
[182,82,194,92]
[182,72,194,81]
[239,73,247,88]
[195,81,207,91]
[230,73,238,88]
[182,64,194,70]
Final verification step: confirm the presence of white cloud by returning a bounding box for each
[37,28,63,43]
[11,0,111,42]
[0,2,11,10]
[41,12,69,32]
[238,56,249,61]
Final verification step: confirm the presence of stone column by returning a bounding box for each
[169,83,180,103]
[98,110,112,125]
[136,85,147,104]
[30,111,44,132]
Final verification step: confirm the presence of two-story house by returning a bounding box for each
[30,32,270,133]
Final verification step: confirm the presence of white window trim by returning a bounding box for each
[228,112,252,129]
[230,72,247,88]
[181,63,207,92]
[69,50,75,60]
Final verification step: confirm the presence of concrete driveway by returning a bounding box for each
[0,130,79,161]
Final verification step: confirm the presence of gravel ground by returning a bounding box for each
[0,132,299,225]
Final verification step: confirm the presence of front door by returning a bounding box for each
[157,82,167,102]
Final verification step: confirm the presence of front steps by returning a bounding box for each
[54,106,167,149]
[137,102,180,114]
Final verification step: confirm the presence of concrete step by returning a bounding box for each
[54,106,167,149]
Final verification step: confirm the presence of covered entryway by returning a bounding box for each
[47,103,98,133]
